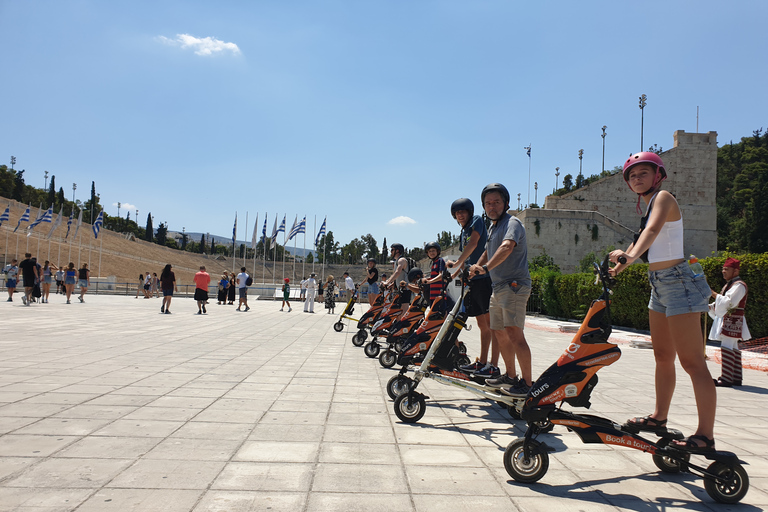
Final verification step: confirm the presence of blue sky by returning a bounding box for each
[2,0,767,251]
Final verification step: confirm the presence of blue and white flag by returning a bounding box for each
[315,217,326,247]
[27,205,52,235]
[272,215,285,244]
[270,216,278,245]
[0,203,10,228]
[92,211,104,238]
[46,205,64,239]
[288,216,306,241]
[525,145,531,158]
[64,209,74,239]
[261,216,268,244]
[232,213,237,246]
[13,204,31,233]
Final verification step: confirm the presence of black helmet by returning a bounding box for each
[450,198,474,220]
[390,243,404,255]
[481,183,510,206]
[366,258,376,264]
[408,267,424,282]
[424,241,441,257]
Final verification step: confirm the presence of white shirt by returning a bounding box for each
[300,279,308,290]
[708,280,750,342]
[305,277,317,290]
[145,274,152,285]
[345,276,354,291]
[237,272,249,288]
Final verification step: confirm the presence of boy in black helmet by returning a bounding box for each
[469,183,533,396]
[446,198,500,380]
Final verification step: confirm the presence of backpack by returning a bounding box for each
[245,276,253,286]
[405,257,417,272]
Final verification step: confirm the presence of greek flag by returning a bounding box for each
[525,145,531,157]
[46,205,64,239]
[232,213,237,246]
[261,216,267,244]
[251,213,259,249]
[288,216,306,241]
[271,215,286,244]
[13,204,31,233]
[64,209,74,239]
[270,216,278,245]
[27,205,53,235]
[0,203,10,228]
[315,217,326,247]
[92,211,104,238]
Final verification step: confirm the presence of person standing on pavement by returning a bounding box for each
[193,266,211,314]
[304,272,317,313]
[77,263,90,303]
[280,277,292,312]
[160,264,177,314]
[447,198,500,380]
[469,183,533,397]
[55,265,65,295]
[41,261,56,303]
[236,267,250,311]
[64,262,76,304]
[18,253,39,306]
[380,243,412,314]
[708,257,749,387]
[343,272,355,302]
[300,276,308,301]
[3,259,18,302]
[362,259,379,305]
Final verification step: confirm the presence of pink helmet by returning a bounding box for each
[622,152,667,183]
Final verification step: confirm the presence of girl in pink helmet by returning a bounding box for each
[609,152,716,454]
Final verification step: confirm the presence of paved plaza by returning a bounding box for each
[0,294,766,511]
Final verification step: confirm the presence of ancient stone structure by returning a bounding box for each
[519,130,717,273]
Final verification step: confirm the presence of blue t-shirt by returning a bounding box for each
[487,213,530,290]
[460,215,490,281]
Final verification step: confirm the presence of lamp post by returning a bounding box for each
[44,171,49,190]
[72,183,77,203]
[524,144,532,208]
[117,202,121,219]
[578,149,584,188]
[554,167,560,193]
[578,149,584,177]
[534,182,538,206]
[517,193,521,211]
[10,156,16,171]
[639,94,647,151]
[601,125,607,174]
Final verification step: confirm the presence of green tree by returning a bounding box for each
[200,234,206,254]
[529,250,560,273]
[57,187,66,213]
[156,222,168,245]
[145,213,153,242]
[341,238,367,264]
[47,175,56,207]
[381,238,388,264]
[13,169,25,201]
[436,231,457,249]
[361,233,379,261]
[562,174,573,193]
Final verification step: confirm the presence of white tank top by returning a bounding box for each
[647,194,685,263]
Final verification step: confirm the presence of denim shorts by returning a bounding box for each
[239,287,247,298]
[78,279,88,288]
[44,276,53,284]
[65,276,75,285]
[367,282,379,295]
[6,278,17,288]
[490,283,531,330]
[648,261,710,317]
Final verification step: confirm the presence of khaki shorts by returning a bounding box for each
[489,284,530,330]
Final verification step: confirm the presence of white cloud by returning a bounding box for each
[157,33,241,56]
[113,202,136,211]
[387,216,417,225]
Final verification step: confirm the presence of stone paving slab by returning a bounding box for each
[0,295,766,511]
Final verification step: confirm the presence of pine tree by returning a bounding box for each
[199,234,205,254]
[145,213,154,242]
[47,175,56,207]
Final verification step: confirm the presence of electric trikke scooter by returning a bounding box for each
[503,255,749,504]
[333,290,360,333]
[389,268,527,424]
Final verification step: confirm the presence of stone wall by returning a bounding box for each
[525,130,717,273]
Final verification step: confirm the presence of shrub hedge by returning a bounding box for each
[531,254,765,338]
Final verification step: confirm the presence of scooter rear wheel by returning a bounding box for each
[394,392,426,423]
[387,375,411,400]
[364,341,380,358]
[379,350,397,368]
[351,334,365,347]
[504,439,549,483]
[333,322,344,332]
[356,329,368,343]
[704,461,749,504]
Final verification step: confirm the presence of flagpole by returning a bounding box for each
[98,229,103,279]
[244,211,248,273]
[262,212,267,286]
[312,216,316,275]
[281,213,286,282]
[301,216,306,280]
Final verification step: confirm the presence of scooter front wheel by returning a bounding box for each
[394,392,426,423]
[504,439,549,483]
[356,329,368,343]
[379,350,397,368]
[364,341,380,358]
[333,322,344,332]
[386,375,411,400]
[351,334,365,347]
[704,461,749,504]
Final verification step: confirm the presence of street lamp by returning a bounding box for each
[44,171,49,190]
[578,149,584,178]
[517,192,521,211]
[534,182,538,206]
[117,202,121,218]
[72,183,77,203]
[10,156,16,171]
[524,145,532,208]
[639,94,647,151]
[554,167,560,193]
[601,125,607,174]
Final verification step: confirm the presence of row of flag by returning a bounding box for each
[231,214,327,250]
[0,203,104,240]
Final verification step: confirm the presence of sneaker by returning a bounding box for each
[500,380,532,397]
[22,296,27,305]
[78,296,84,303]
[245,306,250,312]
[66,300,71,304]
[280,308,284,311]
[288,307,292,312]
[6,298,11,302]
[474,364,501,379]
[236,307,241,311]
[161,306,165,313]
[165,310,171,314]
[460,361,484,373]
[485,373,519,389]
[197,311,202,315]
[202,305,207,314]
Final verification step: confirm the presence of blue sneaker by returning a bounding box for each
[459,361,484,373]
[474,364,501,379]
[485,373,518,389]
[500,380,532,397]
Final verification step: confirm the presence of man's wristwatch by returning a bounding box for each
[482,265,488,273]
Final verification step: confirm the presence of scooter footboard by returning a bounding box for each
[548,411,659,453]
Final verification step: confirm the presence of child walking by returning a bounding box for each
[280,278,292,312]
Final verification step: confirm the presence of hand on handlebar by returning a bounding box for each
[608,250,630,275]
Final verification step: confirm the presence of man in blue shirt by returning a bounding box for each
[445,198,499,379]
[469,184,532,396]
